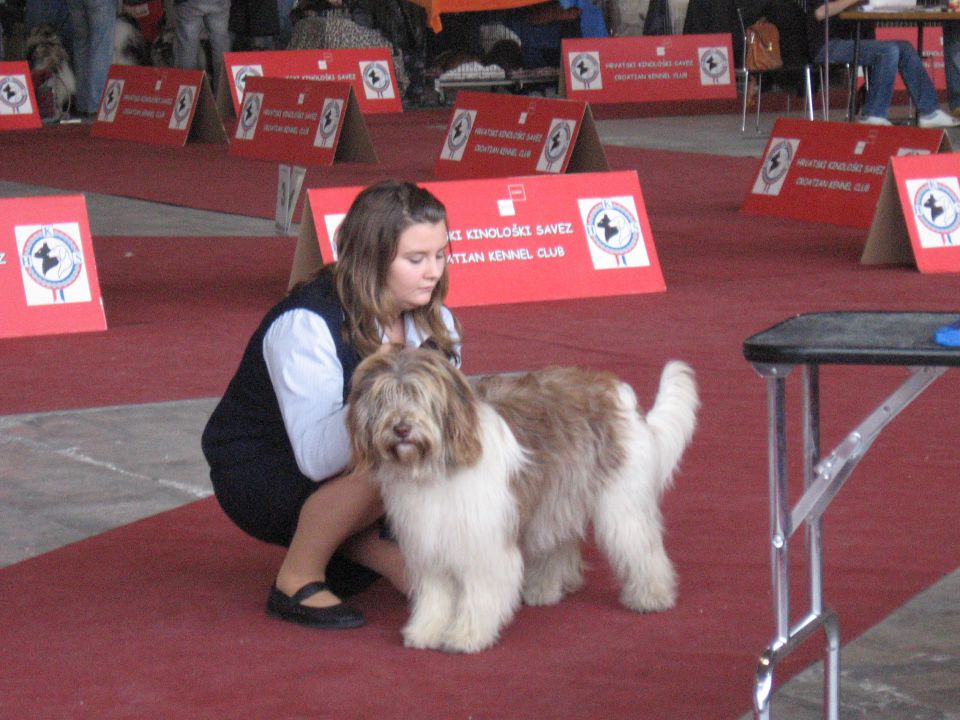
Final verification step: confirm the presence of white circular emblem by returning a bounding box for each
[913,180,960,236]
[447,111,473,153]
[173,86,195,124]
[362,62,391,94]
[239,93,261,133]
[544,121,573,164]
[571,53,600,85]
[319,99,342,142]
[0,76,29,111]
[234,65,261,91]
[586,200,640,259]
[21,227,83,291]
[103,80,123,115]
[761,140,793,186]
[700,49,728,80]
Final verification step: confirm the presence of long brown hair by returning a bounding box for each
[332,180,460,360]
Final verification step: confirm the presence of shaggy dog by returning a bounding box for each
[347,348,699,653]
[113,12,150,66]
[25,24,76,118]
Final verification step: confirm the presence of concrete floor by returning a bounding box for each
[1,107,957,719]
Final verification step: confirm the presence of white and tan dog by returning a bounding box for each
[347,348,699,653]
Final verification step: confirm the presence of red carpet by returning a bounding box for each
[1,129,959,719]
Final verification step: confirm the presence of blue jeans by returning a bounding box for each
[67,0,116,114]
[816,38,940,119]
[943,23,960,110]
[174,0,231,90]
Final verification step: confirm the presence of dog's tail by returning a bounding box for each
[645,360,699,493]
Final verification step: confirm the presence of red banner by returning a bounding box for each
[219,49,403,118]
[229,76,376,166]
[863,152,960,272]
[561,34,736,104]
[91,65,226,146]
[434,90,608,180]
[0,61,42,131]
[290,171,664,307]
[741,118,951,228]
[0,195,106,339]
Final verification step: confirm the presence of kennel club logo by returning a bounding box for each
[577,196,648,269]
[440,109,476,162]
[752,137,800,196]
[169,84,195,130]
[98,78,124,122]
[235,91,263,140]
[231,64,263,102]
[568,51,602,91]
[15,223,92,305]
[0,74,32,114]
[908,177,960,247]
[314,98,343,148]
[697,47,731,85]
[359,60,395,99]
[537,118,575,172]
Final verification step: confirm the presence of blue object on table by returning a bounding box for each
[934,319,960,347]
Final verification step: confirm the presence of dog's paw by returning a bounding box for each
[440,628,500,654]
[402,623,447,651]
[620,584,676,613]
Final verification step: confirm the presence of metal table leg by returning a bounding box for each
[751,363,945,718]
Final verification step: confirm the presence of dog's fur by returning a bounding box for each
[25,24,76,117]
[347,349,699,653]
[113,12,151,67]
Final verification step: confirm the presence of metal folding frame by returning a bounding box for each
[749,361,946,719]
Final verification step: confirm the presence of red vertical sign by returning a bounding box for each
[0,61,42,130]
[0,195,106,339]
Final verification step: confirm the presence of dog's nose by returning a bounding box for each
[393,422,411,439]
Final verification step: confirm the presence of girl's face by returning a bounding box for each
[385,220,448,313]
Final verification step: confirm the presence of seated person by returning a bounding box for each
[807,0,960,127]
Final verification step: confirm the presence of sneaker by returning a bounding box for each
[918,109,960,129]
[856,115,893,126]
[952,107,960,120]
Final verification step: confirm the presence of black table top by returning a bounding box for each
[743,311,960,366]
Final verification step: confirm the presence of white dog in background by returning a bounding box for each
[347,348,699,653]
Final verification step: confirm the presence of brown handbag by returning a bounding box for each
[744,18,783,72]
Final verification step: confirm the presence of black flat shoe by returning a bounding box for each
[266,581,365,629]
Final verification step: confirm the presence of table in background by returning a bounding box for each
[408,0,545,31]
[742,311,960,720]
[839,8,960,122]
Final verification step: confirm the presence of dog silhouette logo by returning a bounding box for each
[910,178,960,246]
[314,98,343,148]
[568,52,602,90]
[0,75,31,114]
[583,198,643,268]
[698,47,730,85]
[441,109,475,161]
[99,78,124,122]
[537,119,574,172]
[18,225,87,304]
[360,61,394,99]
[169,85,195,130]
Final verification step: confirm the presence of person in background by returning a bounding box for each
[807,0,960,127]
[173,0,230,90]
[66,0,116,118]
[201,180,461,629]
[941,23,960,119]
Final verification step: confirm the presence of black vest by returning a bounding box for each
[201,271,361,471]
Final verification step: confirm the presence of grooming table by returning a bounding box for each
[742,311,960,720]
